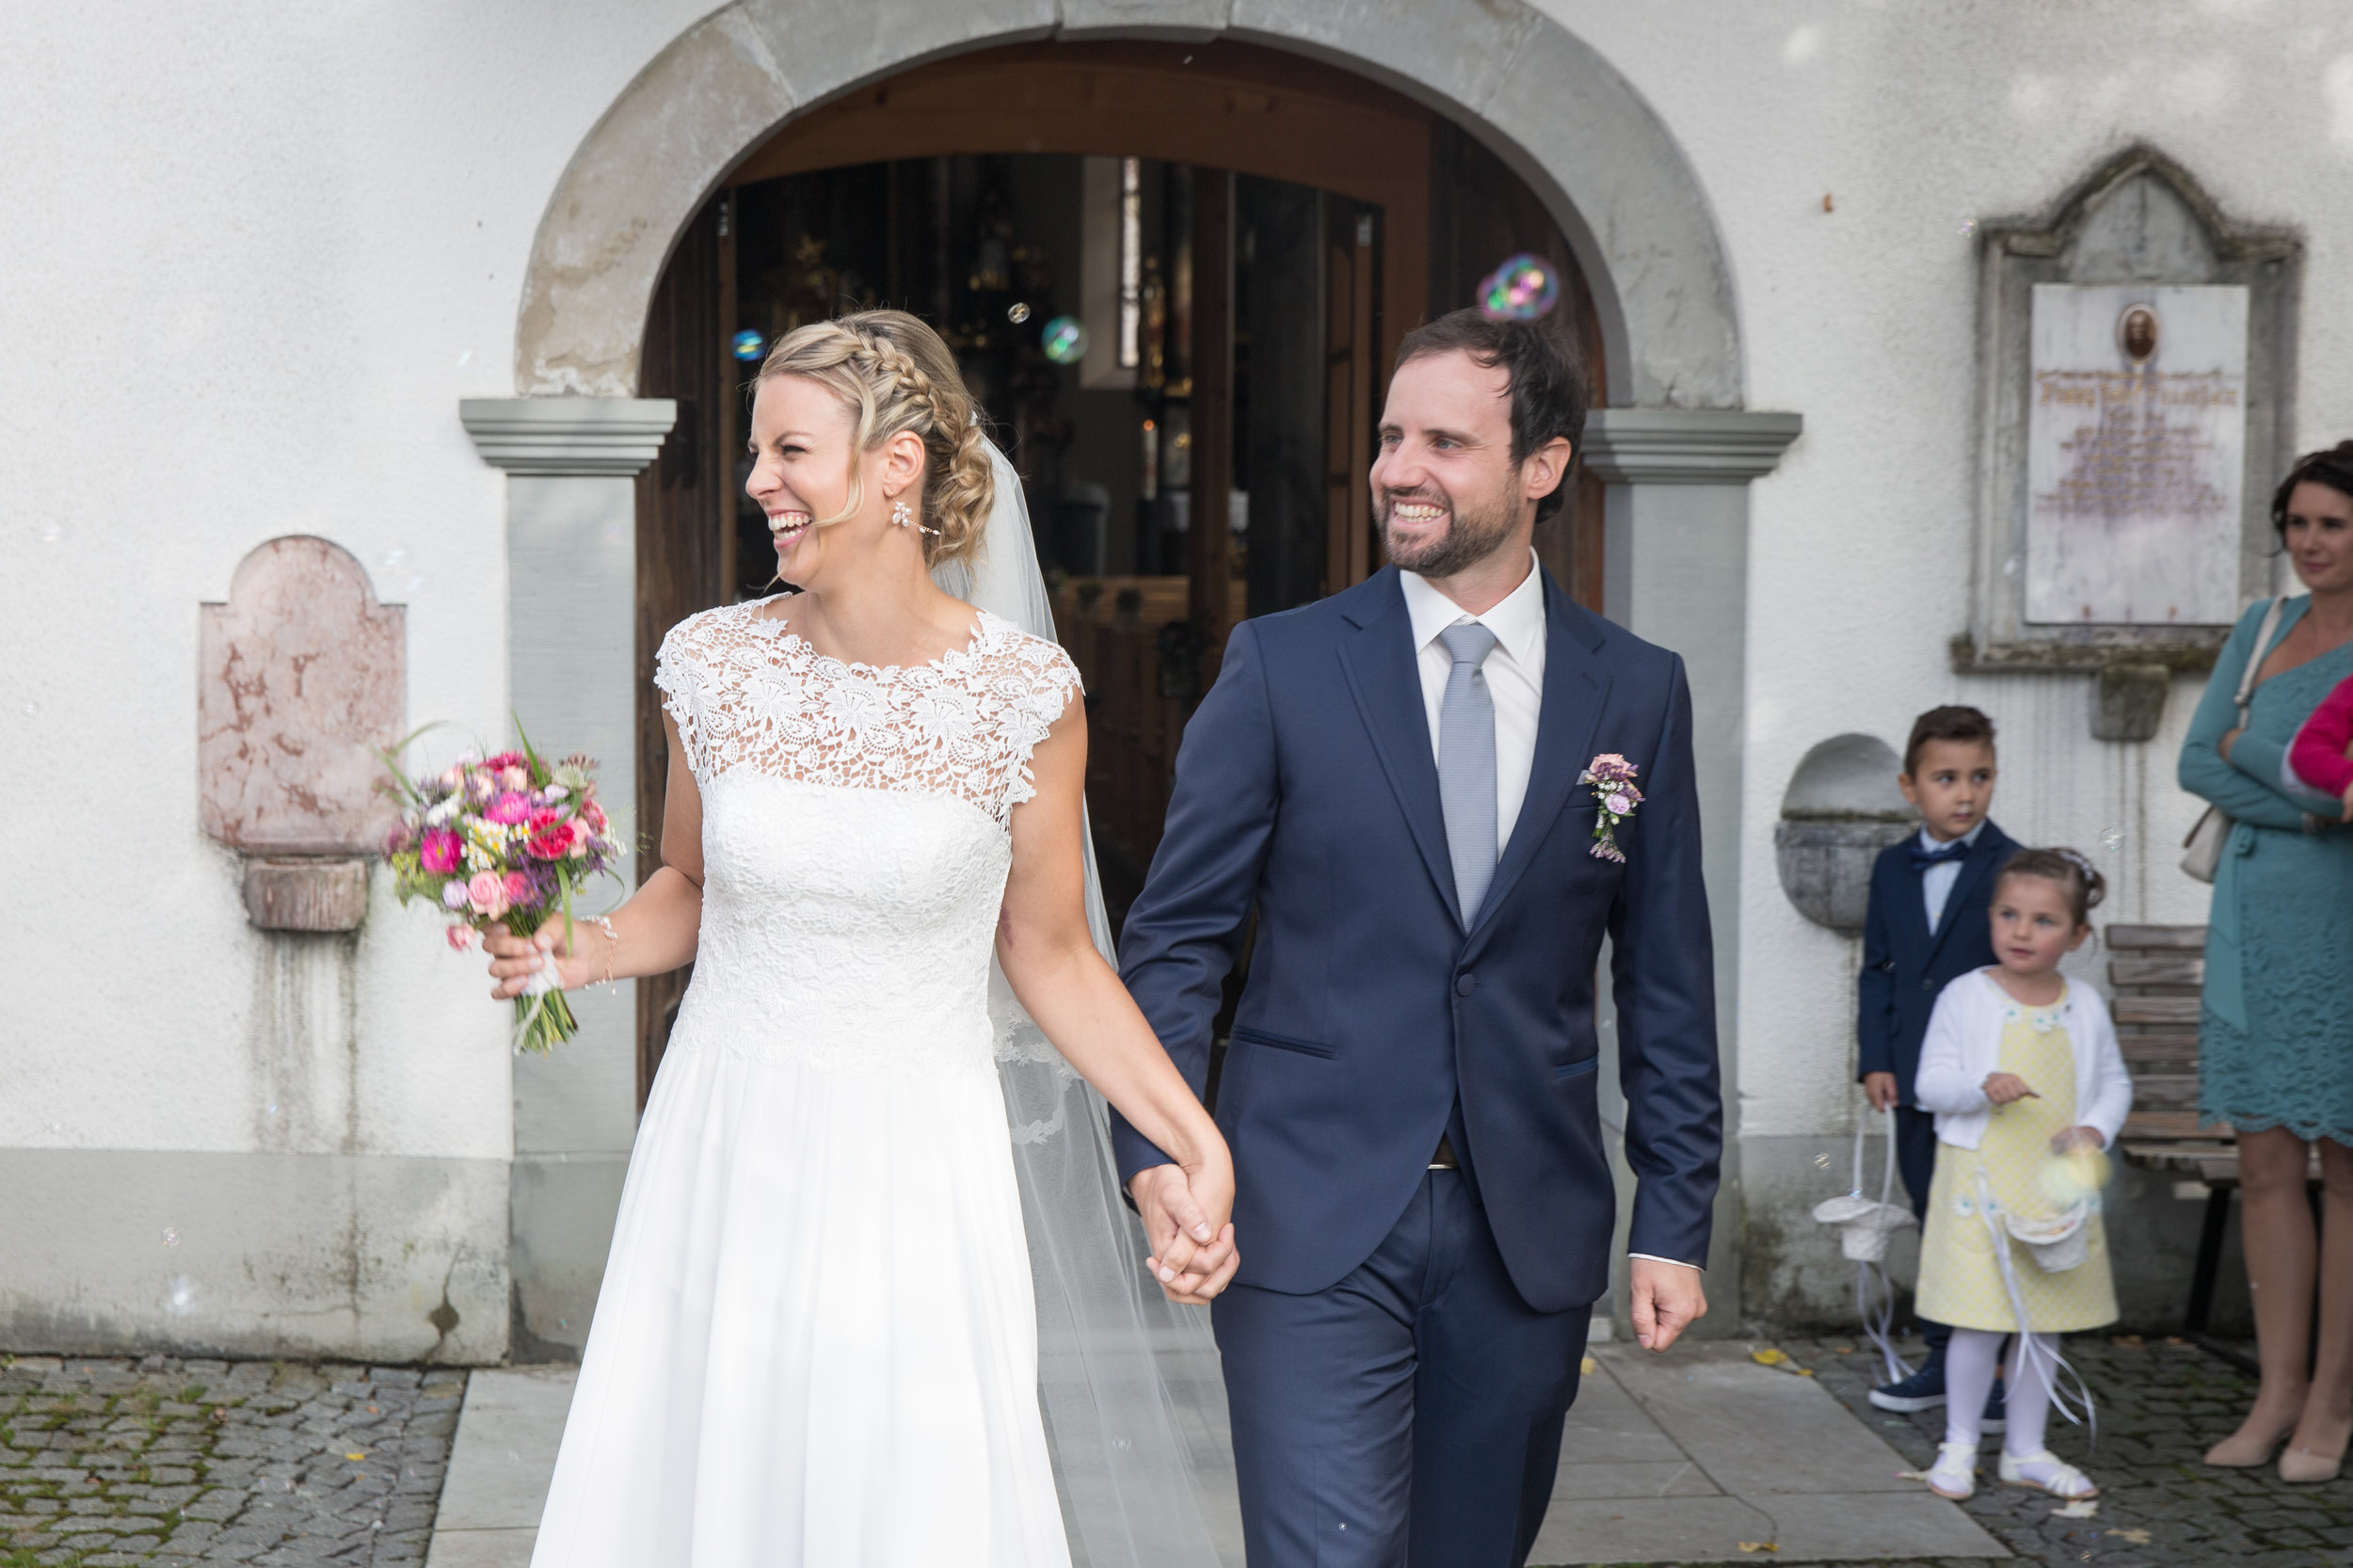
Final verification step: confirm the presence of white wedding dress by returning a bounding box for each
[529,600,1085,1565]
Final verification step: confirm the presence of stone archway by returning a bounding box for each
[472,1,1801,1348]
[513,0,1741,410]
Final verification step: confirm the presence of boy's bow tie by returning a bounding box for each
[1909,839,1970,870]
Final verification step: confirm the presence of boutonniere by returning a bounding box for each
[1578,754,1643,863]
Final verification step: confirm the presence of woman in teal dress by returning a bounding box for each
[2179,441,2353,1482]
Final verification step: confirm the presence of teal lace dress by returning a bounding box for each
[2178,597,2353,1144]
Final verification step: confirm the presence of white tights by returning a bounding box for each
[1944,1327,2058,1453]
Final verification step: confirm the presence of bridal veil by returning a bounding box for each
[934,444,1242,1566]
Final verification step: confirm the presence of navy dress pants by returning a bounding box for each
[1894,1103,1951,1361]
[1211,1170,1593,1568]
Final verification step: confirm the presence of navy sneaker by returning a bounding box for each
[1869,1361,1946,1413]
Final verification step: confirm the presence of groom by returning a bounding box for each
[1112,310,1722,1566]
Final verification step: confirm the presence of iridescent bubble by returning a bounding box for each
[2100,826,2125,853]
[166,1276,198,1317]
[1958,218,1979,237]
[1814,1153,1832,1169]
[1041,316,1088,364]
[163,1227,180,1248]
[1478,253,1561,322]
[731,330,766,362]
[21,700,37,718]
[38,523,63,544]
[2002,554,2023,579]
[1006,302,1032,325]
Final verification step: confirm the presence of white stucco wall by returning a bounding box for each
[3,0,2345,1346]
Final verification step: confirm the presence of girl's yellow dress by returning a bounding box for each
[1913,987,2119,1333]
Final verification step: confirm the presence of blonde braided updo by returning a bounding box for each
[756,310,994,568]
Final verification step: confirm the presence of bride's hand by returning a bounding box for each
[483,921,599,1000]
[1131,1162,1241,1305]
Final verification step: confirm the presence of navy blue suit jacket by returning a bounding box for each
[1109,566,1722,1313]
[1854,820,2017,1102]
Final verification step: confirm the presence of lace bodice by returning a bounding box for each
[653,600,1081,1077]
[655,600,1080,824]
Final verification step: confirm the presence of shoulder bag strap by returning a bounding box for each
[2236,596,2289,726]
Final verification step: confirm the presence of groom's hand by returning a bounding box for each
[1628,1257,1706,1352]
[1128,1164,1241,1305]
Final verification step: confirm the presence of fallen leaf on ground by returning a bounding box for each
[1580,1355,1596,1375]
[1795,1368,1816,1377]
[344,1451,368,1463]
[1749,1348,1786,1366]
[2107,1528,2152,1544]
[2054,1498,2099,1518]
[1737,1544,1778,1554]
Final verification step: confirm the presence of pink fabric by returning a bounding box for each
[2290,671,2353,796]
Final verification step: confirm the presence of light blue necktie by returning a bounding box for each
[1437,623,1500,922]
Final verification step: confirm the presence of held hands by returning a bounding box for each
[1128,1163,1241,1305]
[1863,1072,1900,1113]
[483,922,599,1000]
[1981,1071,2038,1107]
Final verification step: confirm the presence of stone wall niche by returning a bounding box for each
[200,536,406,931]
[1774,734,1915,934]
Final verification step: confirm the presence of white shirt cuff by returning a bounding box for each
[1628,1252,1704,1272]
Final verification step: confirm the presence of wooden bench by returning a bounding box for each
[2110,922,2323,1347]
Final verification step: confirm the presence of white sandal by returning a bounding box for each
[1998,1448,2098,1499]
[1925,1440,1977,1499]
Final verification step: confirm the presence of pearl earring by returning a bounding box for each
[891,500,913,529]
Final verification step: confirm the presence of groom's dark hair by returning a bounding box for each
[1394,309,1588,522]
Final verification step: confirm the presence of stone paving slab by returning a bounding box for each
[421,1370,573,1568]
[0,1352,464,1568]
[1531,1344,2004,1565]
[1582,1334,2353,1566]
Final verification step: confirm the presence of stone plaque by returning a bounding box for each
[200,536,406,855]
[2025,283,2248,628]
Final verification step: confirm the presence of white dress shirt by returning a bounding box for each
[1919,821,1985,934]
[1400,552,1547,856]
[1400,556,1700,1273]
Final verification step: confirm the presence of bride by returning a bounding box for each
[483,311,1240,1564]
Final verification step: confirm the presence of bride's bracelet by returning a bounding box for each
[596,917,620,991]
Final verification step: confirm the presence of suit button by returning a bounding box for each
[1921,979,1935,992]
[1455,974,1477,997]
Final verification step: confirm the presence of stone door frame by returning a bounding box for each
[467,0,1801,1348]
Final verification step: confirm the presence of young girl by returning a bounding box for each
[2286,667,2353,820]
[1911,848,2134,1502]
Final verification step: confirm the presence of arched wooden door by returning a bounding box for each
[632,40,1607,1105]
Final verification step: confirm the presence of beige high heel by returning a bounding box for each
[2204,1423,2294,1468]
[2279,1444,2346,1484]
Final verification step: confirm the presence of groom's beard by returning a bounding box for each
[1376,483,1520,579]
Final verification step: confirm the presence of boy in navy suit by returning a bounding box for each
[1858,705,2015,1420]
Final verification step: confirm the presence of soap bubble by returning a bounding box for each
[2100,826,2125,853]
[1478,254,1561,322]
[163,1227,180,1247]
[1814,1153,1832,1169]
[1958,218,1979,236]
[166,1276,199,1317]
[730,330,765,362]
[1041,316,1088,364]
[38,522,63,544]
[264,1103,280,1118]
[455,349,472,370]
[21,701,36,718]
[1006,302,1032,325]
[2002,554,2023,579]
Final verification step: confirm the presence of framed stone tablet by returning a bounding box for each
[1960,148,2298,680]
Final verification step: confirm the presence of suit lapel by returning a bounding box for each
[1337,568,1464,929]
[1466,572,1609,952]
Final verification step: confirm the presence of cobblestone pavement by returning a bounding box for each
[1594,1333,2353,1567]
[0,1354,464,1568]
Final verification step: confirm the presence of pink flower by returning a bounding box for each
[467,871,509,919]
[439,765,464,792]
[1605,791,1632,816]
[486,792,533,825]
[500,766,530,792]
[502,871,536,905]
[485,751,524,772]
[441,881,469,909]
[420,830,462,873]
[444,924,476,952]
[582,799,608,832]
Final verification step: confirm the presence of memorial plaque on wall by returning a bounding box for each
[2025,283,2248,628]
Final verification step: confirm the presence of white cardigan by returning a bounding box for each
[1912,968,2134,1152]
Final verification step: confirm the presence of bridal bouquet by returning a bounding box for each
[380,732,625,1053]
